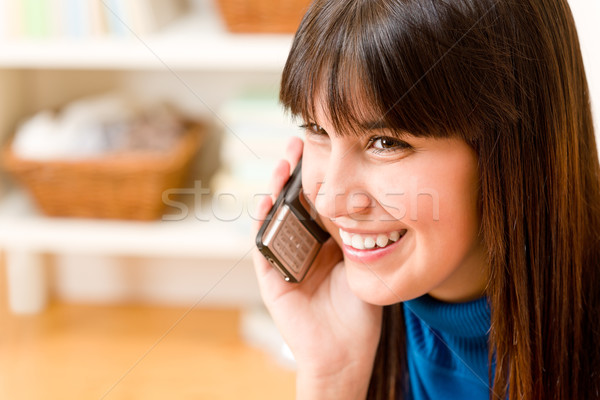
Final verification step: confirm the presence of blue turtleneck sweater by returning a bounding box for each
[403,295,492,400]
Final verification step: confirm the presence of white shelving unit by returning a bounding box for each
[0,12,294,71]
[0,2,292,313]
[0,191,254,259]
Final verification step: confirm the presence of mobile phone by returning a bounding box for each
[256,159,330,283]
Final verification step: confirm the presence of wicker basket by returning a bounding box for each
[216,0,312,33]
[2,123,204,221]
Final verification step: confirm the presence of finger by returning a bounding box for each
[252,246,293,303]
[285,136,304,172]
[252,193,273,233]
[304,237,343,284]
[253,245,272,278]
[268,137,303,202]
[251,196,280,280]
[269,159,290,202]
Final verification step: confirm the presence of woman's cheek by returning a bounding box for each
[301,146,325,205]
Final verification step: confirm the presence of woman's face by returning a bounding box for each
[301,102,487,305]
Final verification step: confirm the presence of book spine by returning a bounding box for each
[125,0,150,36]
[47,0,65,38]
[65,0,91,37]
[25,0,51,37]
[147,0,187,31]
[5,0,24,38]
[90,0,108,37]
[103,0,129,37]
[0,0,5,39]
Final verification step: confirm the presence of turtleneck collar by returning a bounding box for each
[403,294,491,338]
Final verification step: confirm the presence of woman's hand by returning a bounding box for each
[252,137,383,400]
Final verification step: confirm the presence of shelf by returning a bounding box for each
[0,12,294,71]
[0,190,254,259]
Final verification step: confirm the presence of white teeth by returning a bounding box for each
[338,228,405,250]
[339,229,352,245]
[364,237,376,249]
[376,234,388,248]
[351,234,365,249]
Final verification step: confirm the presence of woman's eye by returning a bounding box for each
[300,123,328,137]
[367,136,412,154]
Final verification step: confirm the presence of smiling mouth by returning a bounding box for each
[338,228,408,250]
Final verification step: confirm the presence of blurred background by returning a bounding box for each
[0,0,598,399]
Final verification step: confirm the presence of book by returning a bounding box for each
[23,0,50,37]
[0,0,189,39]
[126,0,188,36]
[103,0,130,37]
[4,0,24,39]
[47,0,66,37]
[0,0,5,39]
[90,0,108,37]
[65,0,91,37]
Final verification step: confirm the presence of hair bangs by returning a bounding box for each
[279,1,379,137]
[281,0,520,143]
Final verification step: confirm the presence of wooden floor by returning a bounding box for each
[0,258,295,400]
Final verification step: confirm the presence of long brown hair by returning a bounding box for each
[280,0,600,398]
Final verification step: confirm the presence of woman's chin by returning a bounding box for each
[343,263,416,306]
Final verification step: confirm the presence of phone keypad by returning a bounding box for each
[272,211,317,273]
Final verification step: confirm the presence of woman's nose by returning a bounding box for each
[313,163,372,220]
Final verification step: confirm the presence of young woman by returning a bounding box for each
[252,0,600,398]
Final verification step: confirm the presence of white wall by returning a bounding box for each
[570,0,600,154]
